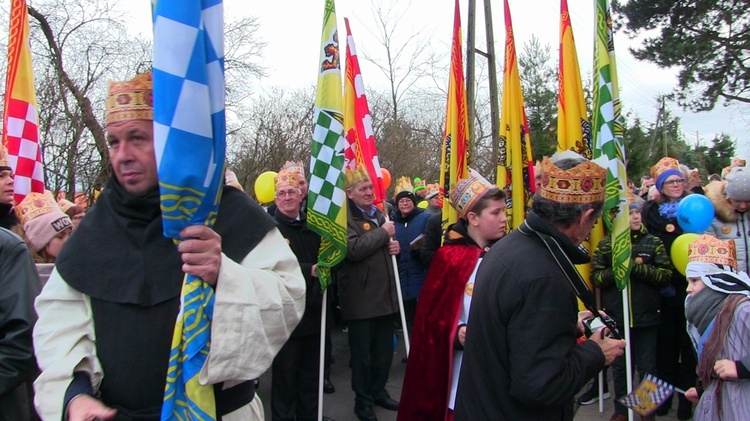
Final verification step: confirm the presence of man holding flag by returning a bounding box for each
[32,72,305,420]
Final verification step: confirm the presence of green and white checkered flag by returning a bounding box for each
[307,0,347,290]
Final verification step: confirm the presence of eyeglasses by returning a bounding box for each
[662,179,685,187]
[398,198,413,204]
[275,189,300,198]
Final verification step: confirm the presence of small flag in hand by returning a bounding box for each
[618,374,675,416]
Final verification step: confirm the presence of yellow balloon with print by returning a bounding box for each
[254,171,278,204]
[670,233,700,276]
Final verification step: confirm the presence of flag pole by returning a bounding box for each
[384,214,410,355]
[622,285,634,421]
[317,289,328,421]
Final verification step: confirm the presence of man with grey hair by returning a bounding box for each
[455,151,626,420]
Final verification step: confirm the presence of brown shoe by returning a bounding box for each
[609,414,628,421]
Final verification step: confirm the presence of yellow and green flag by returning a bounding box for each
[307,0,348,291]
[593,0,631,291]
[439,0,470,227]
[497,0,534,230]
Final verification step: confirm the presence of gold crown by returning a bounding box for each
[15,191,61,227]
[393,176,414,198]
[281,160,305,179]
[425,183,440,199]
[57,198,77,213]
[0,144,10,170]
[345,166,371,188]
[650,157,680,182]
[539,157,606,204]
[275,169,300,190]
[688,234,737,269]
[105,72,153,127]
[450,169,494,218]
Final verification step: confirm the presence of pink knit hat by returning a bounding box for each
[16,192,72,250]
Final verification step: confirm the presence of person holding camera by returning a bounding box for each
[454,152,626,420]
[592,200,673,421]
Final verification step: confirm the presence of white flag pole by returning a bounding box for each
[622,284,634,421]
[384,214,410,355]
[317,289,328,421]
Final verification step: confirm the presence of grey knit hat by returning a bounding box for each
[725,166,750,201]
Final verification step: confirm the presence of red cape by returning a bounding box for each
[398,243,483,421]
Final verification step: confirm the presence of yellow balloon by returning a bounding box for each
[670,233,700,276]
[417,200,428,209]
[254,171,277,204]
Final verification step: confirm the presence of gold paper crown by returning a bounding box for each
[689,168,701,185]
[732,157,746,167]
[275,169,300,190]
[345,166,371,188]
[57,198,79,214]
[539,157,606,204]
[0,144,10,170]
[281,160,305,179]
[650,157,680,182]
[413,177,426,192]
[450,169,494,218]
[424,183,440,199]
[105,72,153,127]
[16,191,62,227]
[688,234,737,269]
[393,176,414,198]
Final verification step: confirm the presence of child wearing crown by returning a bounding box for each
[683,235,750,420]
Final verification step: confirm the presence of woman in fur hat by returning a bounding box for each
[705,166,750,273]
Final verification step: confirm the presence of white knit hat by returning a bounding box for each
[725,166,750,201]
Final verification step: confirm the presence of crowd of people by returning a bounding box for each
[1,71,749,421]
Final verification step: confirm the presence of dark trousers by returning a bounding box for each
[656,300,697,409]
[271,335,321,421]
[347,314,395,407]
[613,326,659,414]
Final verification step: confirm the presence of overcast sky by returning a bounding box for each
[126,0,750,158]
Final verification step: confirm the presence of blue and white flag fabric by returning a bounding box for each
[153,0,226,419]
[618,374,676,416]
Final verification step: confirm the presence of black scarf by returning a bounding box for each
[685,288,727,335]
[0,202,19,230]
[56,177,276,305]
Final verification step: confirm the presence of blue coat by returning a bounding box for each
[393,208,431,301]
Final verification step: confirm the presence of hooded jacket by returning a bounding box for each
[705,181,750,273]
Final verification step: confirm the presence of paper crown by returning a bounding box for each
[57,198,84,216]
[274,169,300,190]
[732,157,746,168]
[0,144,10,170]
[413,177,426,192]
[281,160,306,179]
[345,166,371,188]
[539,157,607,204]
[450,169,494,218]
[393,176,414,198]
[425,183,440,199]
[650,157,680,182]
[688,234,737,269]
[689,168,701,185]
[105,72,153,127]
[224,169,243,190]
[16,191,62,226]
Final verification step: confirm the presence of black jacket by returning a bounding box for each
[274,211,322,337]
[641,199,687,304]
[0,228,40,420]
[592,225,673,328]
[454,212,605,421]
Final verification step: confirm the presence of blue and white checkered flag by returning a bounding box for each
[153,0,225,419]
[618,373,676,416]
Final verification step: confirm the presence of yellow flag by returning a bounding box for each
[439,0,470,228]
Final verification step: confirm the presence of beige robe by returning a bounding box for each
[33,228,306,420]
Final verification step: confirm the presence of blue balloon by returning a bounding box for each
[676,194,715,233]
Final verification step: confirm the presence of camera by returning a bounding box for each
[583,315,621,339]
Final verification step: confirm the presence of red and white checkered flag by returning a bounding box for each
[3,0,44,204]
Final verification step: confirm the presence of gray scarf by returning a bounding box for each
[685,288,727,335]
